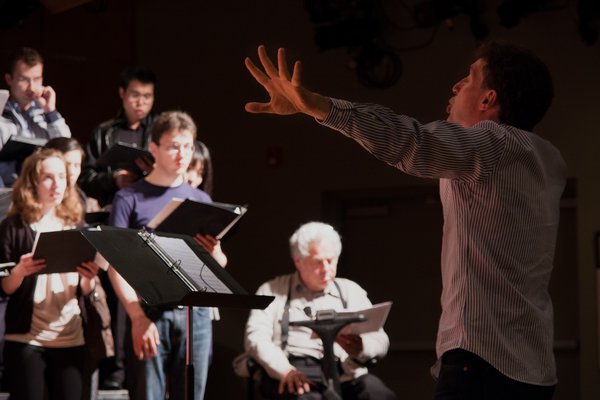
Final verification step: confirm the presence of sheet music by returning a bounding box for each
[339,301,393,335]
[153,236,232,294]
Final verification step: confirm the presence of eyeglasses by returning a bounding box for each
[126,91,154,103]
[160,143,195,154]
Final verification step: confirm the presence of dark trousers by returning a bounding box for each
[3,341,84,400]
[98,270,126,388]
[258,356,397,400]
[434,349,555,400]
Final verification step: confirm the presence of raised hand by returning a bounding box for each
[245,45,331,120]
[38,85,57,113]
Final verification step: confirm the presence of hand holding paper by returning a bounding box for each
[338,301,393,335]
[336,333,363,356]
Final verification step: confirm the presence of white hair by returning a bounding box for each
[289,221,342,259]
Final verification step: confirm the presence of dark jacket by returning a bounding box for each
[0,214,39,334]
[79,109,156,206]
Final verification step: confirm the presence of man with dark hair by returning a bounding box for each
[80,66,158,391]
[108,110,226,400]
[0,46,71,186]
[80,66,157,207]
[245,41,567,399]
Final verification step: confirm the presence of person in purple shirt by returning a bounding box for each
[108,110,226,400]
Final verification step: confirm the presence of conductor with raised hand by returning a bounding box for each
[245,43,567,399]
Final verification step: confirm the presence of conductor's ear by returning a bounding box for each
[481,90,497,109]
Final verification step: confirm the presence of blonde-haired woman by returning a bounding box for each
[0,148,100,400]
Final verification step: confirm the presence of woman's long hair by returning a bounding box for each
[9,148,83,226]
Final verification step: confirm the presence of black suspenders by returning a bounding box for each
[280,278,347,350]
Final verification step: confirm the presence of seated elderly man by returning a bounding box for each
[243,221,397,400]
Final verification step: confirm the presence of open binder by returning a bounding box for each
[0,135,47,162]
[80,226,272,309]
[147,198,248,240]
[95,142,153,176]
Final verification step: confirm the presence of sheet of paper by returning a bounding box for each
[0,90,8,112]
[338,301,393,335]
[154,236,232,294]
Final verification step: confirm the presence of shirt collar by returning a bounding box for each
[291,272,340,301]
[7,99,37,114]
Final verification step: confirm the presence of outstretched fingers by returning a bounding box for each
[257,45,279,79]
[278,48,291,81]
[245,57,270,87]
[244,101,272,114]
[291,60,302,88]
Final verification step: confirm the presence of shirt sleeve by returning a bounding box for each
[108,191,133,228]
[0,117,18,151]
[320,98,507,183]
[244,280,295,379]
[46,112,72,139]
[339,279,390,362]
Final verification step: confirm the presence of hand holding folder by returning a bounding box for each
[95,142,154,176]
[338,301,393,335]
[147,198,248,240]
[31,229,99,275]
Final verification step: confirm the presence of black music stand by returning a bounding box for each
[290,310,366,399]
[80,226,274,400]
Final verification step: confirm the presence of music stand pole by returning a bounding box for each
[290,312,365,398]
[186,306,195,400]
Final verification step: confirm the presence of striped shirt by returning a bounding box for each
[321,99,567,385]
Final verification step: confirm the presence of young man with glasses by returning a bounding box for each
[107,111,226,399]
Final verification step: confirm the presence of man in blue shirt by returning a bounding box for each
[108,110,226,399]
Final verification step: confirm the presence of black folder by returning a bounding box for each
[84,211,110,225]
[147,199,248,240]
[80,226,272,309]
[0,135,47,162]
[32,229,98,274]
[95,143,153,175]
